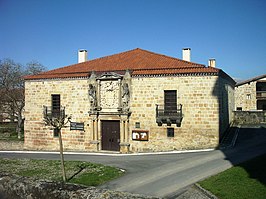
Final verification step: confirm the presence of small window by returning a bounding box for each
[135,122,140,128]
[246,94,251,100]
[54,128,60,137]
[236,107,242,111]
[167,128,174,137]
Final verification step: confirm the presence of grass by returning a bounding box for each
[0,158,124,186]
[199,153,266,199]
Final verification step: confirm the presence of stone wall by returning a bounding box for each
[218,76,235,137]
[234,111,266,124]
[24,73,235,153]
[235,82,257,111]
[0,140,24,150]
[129,75,234,152]
[24,78,92,151]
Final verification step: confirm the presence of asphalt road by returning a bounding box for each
[1,125,266,198]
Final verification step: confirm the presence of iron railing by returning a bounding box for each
[156,104,183,126]
[43,106,66,119]
[156,104,182,118]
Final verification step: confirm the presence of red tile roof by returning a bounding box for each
[24,48,222,80]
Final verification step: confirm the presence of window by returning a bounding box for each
[167,128,174,137]
[246,94,251,100]
[236,107,242,111]
[135,122,140,128]
[164,90,177,115]
[54,128,59,137]
[52,94,60,117]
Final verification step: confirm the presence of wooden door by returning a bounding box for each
[101,120,120,151]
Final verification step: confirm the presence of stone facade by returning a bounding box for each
[24,79,91,151]
[235,81,257,111]
[24,48,236,153]
[24,73,235,153]
[235,76,266,111]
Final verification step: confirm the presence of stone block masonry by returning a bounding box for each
[24,73,234,153]
[129,75,222,152]
[24,79,92,151]
[0,141,24,150]
[235,81,257,111]
[234,111,266,124]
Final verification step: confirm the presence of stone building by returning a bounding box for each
[235,74,266,111]
[24,48,235,153]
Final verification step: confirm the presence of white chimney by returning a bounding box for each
[208,59,216,67]
[78,49,88,63]
[182,48,191,62]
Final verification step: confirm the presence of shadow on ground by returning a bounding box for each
[220,124,266,186]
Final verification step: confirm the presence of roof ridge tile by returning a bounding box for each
[135,48,204,67]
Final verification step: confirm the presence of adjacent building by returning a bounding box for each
[24,48,235,153]
[235,74,266,111]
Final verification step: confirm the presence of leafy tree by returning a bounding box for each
[0,58,46,139]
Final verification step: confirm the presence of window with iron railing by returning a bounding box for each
[43,94,66,119]
[156,90,183,126]
[156,104,183,118]
[43,106,66,119]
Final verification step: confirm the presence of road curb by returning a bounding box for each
[194,184,219,199]
[0,148,215,156]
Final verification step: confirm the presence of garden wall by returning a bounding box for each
[234,111,266,124]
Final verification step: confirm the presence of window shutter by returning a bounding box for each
[164,90,177,114]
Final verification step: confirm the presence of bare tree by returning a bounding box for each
[25,60,46,75]
[43,106,71,182]
[0,59,46,139]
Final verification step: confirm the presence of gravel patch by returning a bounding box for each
[0,173,159,199]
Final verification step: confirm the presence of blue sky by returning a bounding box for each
[0,0,265,81]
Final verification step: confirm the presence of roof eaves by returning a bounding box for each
[24,72,89,80]
[236,73,266,86]
[131,67,220,76]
